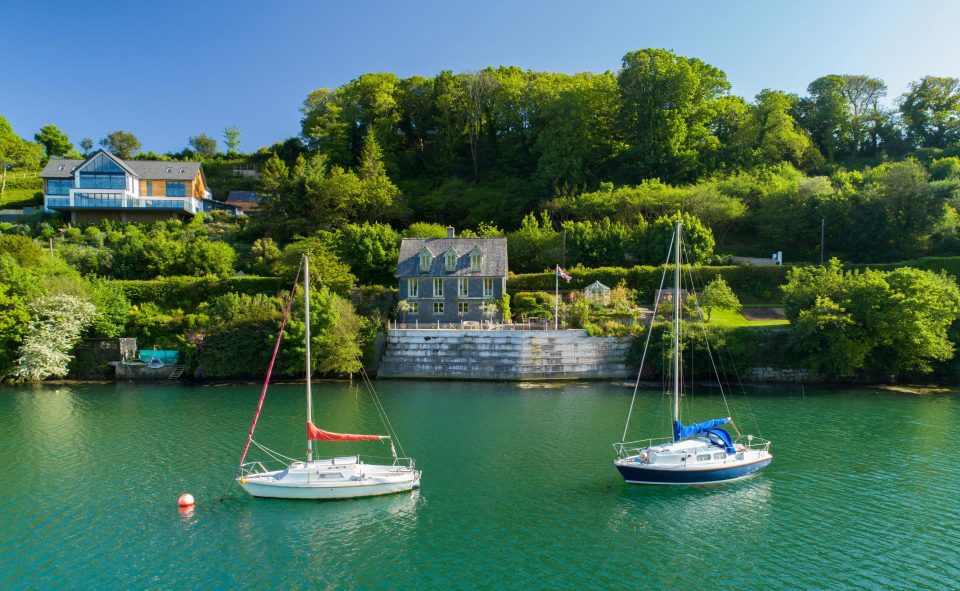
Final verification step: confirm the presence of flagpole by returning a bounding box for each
[555,265,559,330]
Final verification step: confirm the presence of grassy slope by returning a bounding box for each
[0,174,43,208]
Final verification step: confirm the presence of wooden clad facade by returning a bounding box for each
[137,173,206,197]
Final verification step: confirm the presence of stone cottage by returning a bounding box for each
[395,228,508,325]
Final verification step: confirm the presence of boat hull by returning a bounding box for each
[238,459,421,500]
[239,476,420,500]
[615,457,771,485]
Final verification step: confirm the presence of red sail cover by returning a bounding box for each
[306,421,383,441]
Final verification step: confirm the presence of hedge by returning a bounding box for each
[508,265,790,305]
[116,276,288,309]
[509,257,960,306]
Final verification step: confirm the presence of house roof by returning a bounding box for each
[40,159,84,178]
[226,190,262,203]
[40,149,202,181]
[397,237,508,277]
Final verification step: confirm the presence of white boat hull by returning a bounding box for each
[238,457,421,500]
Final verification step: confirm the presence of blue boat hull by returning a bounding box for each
[616,457,771,485]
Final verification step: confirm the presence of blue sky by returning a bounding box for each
[2,0,958,154]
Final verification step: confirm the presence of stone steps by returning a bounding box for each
[379,329,633,380]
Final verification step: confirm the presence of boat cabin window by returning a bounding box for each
[713,453,725,460]
[696,454,712,461]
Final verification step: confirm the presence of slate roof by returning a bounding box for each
[396,237,508,277]
[226,190,262,203]
[40,159,84,178]
[40,149,202,181]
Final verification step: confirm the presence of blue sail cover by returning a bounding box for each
[673,418,733,453]
[704,428,736,455]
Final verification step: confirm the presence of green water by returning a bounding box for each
[0,380,956,590]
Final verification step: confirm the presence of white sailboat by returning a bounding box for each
[237,255,421,500]
[613,219,772,485]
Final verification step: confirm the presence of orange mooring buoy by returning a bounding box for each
[178,493,195,507]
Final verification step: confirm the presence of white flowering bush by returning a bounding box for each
[15,294,95,382]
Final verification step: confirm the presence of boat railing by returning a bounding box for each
[736,436,772,452]
[613,437,673,458]
[237,461,270,477]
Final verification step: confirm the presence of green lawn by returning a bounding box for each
[0,187,42,209]
[707,308,790,328]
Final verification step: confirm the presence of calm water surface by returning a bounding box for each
[0,380,956,590]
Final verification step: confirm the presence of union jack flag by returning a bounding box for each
[556,265,572,282]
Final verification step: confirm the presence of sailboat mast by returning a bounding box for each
[673,219,681,426]
[305,255,314,463]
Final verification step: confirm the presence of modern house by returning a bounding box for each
[226,190,262,213]
[396,229,508,325]
[40,149,213,223]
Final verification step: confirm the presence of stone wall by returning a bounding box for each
[744,366,811,383]
[378,329,632,380]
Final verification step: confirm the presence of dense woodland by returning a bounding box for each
[2,48,960,383]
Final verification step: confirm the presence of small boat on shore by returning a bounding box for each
[613,219,772,485]
[237,255,420,500]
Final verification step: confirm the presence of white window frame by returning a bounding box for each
[411,302,419,314]
[458,278,469,297]
[470,254,482,272]
[419,252,431,272]
[433,278,444,297]
[483,278,494,297]
[407,278,418,298]
[433,302,444,314]
[445,252,457,272]
[458,301,469,314]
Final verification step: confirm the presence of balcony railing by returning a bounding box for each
[45,190,199,214]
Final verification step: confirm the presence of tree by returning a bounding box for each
[79,137,94,154]
[796,75,849,162]
[0,116,44,188]
[188,133,218,159]
[99,131,141,159]
[744,90,821,169]
[34,124,74,158]
[507,212,561,272]
[403,222,449,238]
[617,48,731,182]
[331,222,400,285]
[863,159,942,258]
[249,237,282,275]
[0,282,30,378]
[899,76,960,149]
[396,299,413,323]
[356,130,401,221]
[15,294,96,381]
[314,294,365,375]
[260,152,289,195]
[699,276,741,321]
[462,71,498,177]
[782,260,960,377]
[280,237,356,295]
[223,125,241,155]
[648,212,715,264]
[182,239,236,277]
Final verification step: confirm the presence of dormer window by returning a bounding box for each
[470,249,484,272]
[179,168,186,173]
[166,167,173,173]
[419,250,432,272]
[444,249,458,272]
[57,165,65,171]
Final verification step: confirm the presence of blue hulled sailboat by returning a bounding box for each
[613,219,772,485]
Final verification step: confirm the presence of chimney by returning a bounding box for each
[447,226,455,238]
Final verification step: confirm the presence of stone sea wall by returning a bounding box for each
[743,366,811,383]
[378,329,632,380]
